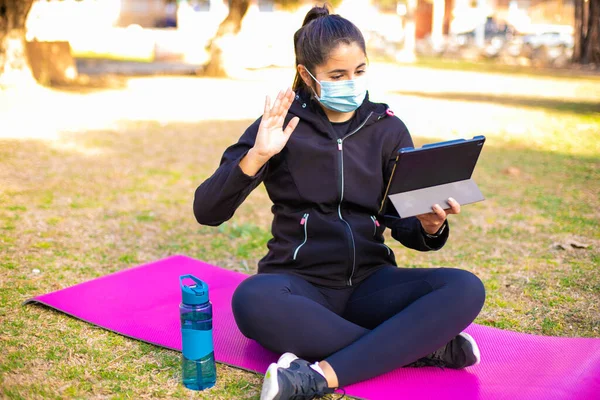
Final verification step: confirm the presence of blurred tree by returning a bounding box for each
[573,0,599,65]
[203,0,341,76]
[203,0,250,76]
[0,0,35,87]
[374,0,399,13]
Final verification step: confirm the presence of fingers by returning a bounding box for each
[418,198,459,234]
[431,204,447,220]
[284,88,295,111]
[447,197,461,214]
[271,88,295,116]
[431,198,461,218]
[280,89,294,114]
[276,89,293,124]
[262,88,296,132]
[263,95,272,120]
[283,116,300,137]
[271,89,285,117]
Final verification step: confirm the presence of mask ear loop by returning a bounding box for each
[302,66,322,101]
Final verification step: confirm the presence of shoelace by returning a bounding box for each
[408,356,446,369]
[407,344,450,370]
[289,369,330,400]
[307,388,346,400]
[283,361,345,400]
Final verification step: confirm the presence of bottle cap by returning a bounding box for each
[180,275,209,305]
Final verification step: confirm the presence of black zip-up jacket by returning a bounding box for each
[194,92,449,288]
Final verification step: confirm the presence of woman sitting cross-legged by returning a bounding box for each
[193,5,486,399]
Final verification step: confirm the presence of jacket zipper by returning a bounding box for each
[371,215,391,256]
[292,213,309,260]
[337,112,374,286]
[370,215,379,236]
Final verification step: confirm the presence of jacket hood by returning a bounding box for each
[288,90,392,139]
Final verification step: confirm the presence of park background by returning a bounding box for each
[0,0,598,398]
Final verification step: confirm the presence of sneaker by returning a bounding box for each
[261,353,335,400]
[406,332,481,369]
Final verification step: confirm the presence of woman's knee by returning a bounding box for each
[455,269,486,312]
[232,274,291,338]
[431,268,486,310]
[232,275,267,337]
[233,275,271,317]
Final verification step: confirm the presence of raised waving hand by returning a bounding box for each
[240,88,300,176]
[254,88,300,159]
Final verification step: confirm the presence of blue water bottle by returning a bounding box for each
[180,275,217,390]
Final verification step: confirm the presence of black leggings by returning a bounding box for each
[232,266,486,387]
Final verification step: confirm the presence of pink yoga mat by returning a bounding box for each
[26,255,600,400]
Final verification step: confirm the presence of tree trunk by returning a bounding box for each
[588,0,600,64]
[573,0,584,61]
[203,0,249,77]
[573,0,600,65]
[396,0,417,63]
[0,0,35,88]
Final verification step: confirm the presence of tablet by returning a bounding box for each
[379,136,486,218]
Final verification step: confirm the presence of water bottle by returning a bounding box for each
[180,275,217,390]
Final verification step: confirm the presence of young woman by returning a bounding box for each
[194,5,486,400]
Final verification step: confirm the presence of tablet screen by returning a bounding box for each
[389,137,485,195]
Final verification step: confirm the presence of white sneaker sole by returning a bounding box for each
[260,353,300,400]
[459,332,481,366]
[261,363,281,400]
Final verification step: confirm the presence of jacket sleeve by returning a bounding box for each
[384,215,449,251]
[193,118,266,226]
[380,118,449,251]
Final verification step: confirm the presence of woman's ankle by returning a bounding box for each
[318,360,339,388]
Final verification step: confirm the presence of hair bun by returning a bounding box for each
[301,5,330,27]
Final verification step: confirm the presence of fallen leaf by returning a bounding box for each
[502,166,521,176]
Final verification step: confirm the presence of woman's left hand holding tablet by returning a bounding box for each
[416,197,461,235]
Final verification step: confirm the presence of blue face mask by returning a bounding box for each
[305,69,367,113]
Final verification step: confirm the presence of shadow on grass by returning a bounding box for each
[394,91,600,116]
[413,56,600,81]
[50,74,129,94]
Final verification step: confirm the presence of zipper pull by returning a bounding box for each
[300,213,308,225]
[371,215,380,227]
[337,139,343,151]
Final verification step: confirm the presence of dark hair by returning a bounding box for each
[292,4,366,95]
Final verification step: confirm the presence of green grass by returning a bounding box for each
[1,67,599,398]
